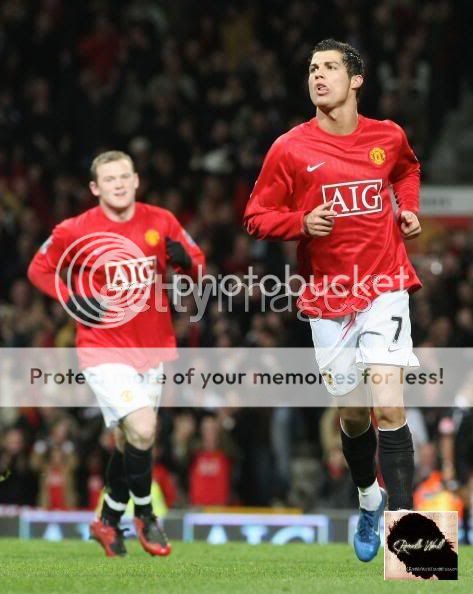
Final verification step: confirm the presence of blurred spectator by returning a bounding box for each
[34,445,78,510]
[316,445,357,509]
[189,415,232,506]
[84,449,105,510]
[0,428,37,505]
[414,465,464,518]
[170,411,198,500]
[152,444,178,509]
[413,415,466,520]
[30,415,78,509]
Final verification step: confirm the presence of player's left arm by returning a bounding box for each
[165,214,206,281]
[389,125,422,240]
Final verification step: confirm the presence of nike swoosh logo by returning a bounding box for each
[307,162,325,172]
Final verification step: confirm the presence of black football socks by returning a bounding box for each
[341,420,383,511]
[341,420,378,488]
[124,442,153,517]
[101,448,129,526]
[378,422,414,510]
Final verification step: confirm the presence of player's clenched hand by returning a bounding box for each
[66,295,108,324]
[399,210,421,240]
[303,200,337,237]
[166,237,192,269]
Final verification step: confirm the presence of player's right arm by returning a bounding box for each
[27,222,72,302]
[243,138,309,241]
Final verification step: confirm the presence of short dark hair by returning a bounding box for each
[310,38,365,78]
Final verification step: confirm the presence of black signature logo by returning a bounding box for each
[387,513,458,580]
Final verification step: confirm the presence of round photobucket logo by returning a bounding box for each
[56,232,154,328]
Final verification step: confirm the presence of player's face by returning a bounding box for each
[308,50,362,110]
[90,159,139,211]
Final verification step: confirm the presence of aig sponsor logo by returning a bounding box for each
[105,256,157,291]
[322,179,383,217]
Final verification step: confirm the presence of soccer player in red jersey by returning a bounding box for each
[28,151,205,557]
[244,39,422,562]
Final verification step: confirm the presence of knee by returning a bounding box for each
[339,408,371,437]
[375,407,406,430]
[339,407,370,434]
[123,411,156,449]
[128,422,156,449]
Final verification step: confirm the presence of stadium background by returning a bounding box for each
[0,0,472,543]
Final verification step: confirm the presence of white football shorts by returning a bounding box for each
[83,363,164,427]
[309,290,419,396]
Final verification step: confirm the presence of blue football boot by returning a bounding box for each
[354,488,387,562]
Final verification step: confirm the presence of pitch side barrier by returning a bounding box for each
[0,508,470,544]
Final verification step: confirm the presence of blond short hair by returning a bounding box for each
[90,150,135,181]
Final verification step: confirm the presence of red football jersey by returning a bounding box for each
[244,115,422,318]
[28,202,206,369]
[189,450,231,506]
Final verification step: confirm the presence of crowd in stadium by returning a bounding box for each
[1,0,472,531]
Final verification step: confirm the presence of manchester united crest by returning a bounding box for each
[121,390,134,402]
[369,147,386,166]
[145,229,160,246]
[322,371,334,386]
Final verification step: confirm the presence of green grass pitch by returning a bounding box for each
[0,539,471,594]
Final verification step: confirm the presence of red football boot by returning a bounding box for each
[90,518,127,557]
[133,514,172,556]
